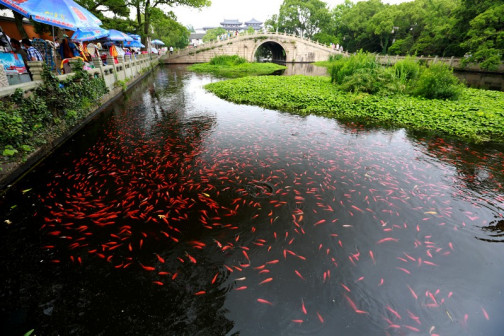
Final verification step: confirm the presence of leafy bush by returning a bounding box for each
[209,55,246,66]
[1,63,108,161]
[339,67,394,94]
[330,51,379,85]
[328,54,343,62]
[413,63,464,100]
[326,52,463,99]
[394,56,420,82]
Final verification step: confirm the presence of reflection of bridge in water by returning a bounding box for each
[161,32,345,64]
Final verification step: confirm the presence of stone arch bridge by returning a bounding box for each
[161,32,344,64]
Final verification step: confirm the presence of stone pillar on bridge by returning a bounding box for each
[27,61,44,81]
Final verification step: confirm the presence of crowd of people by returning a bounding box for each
[5,34,159,79]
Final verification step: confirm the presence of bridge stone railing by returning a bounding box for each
[0,54,159,98]
[373,54,504,73]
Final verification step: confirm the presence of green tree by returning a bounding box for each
[460,2,504,70]
[317,0,353,44]
[150,8,190,49]
[276,0,331,38]
[264,14,279,32]
[133,0,209,44]
[338,0,386,52]
[367,5,399,53]
[76,0,209,44]
[203,27,227,42]
[409,0,460,56]
[76,0,130,19]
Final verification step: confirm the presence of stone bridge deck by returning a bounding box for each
[162,32,344,64]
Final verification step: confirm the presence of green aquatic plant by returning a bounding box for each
[188,55,286,78]
[209,55,246,66]
[205,75,504,144]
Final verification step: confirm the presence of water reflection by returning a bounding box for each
[274,62,329,77]
[1,65,503,336]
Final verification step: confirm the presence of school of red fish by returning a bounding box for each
[36,81,504,335]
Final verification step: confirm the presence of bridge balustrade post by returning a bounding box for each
[106,55,116,77]
[0,65,8,88]
[92,57,104,78]
[27,61,44,81]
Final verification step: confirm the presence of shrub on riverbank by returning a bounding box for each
[188,55,286,78]
[0,65,107,161]
[205,75,504,144]
[324,52,463,100]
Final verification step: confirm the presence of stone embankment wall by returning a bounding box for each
[0,54,159,190]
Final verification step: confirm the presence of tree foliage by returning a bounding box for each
[150,8,190,49]
[272,0,331,38]
[460,3,504,70]
[73,0,209,45]
[266,0,503,69]
[203,27,227,42]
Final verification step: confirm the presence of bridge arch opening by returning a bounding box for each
[254,41,287,63]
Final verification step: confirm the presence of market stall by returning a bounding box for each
[0,27,30,85]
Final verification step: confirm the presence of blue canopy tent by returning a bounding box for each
[127,34,141,41]
[0,0,103,71]
[106,29,134,42]
[0,0,102,30]
[71,27,109,42]
[124,40,145,48]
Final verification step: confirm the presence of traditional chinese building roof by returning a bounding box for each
[220,19,242,25]
[245,18,262,25]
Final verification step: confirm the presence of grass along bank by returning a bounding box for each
[205,75,504,144]
[188,55,286,78]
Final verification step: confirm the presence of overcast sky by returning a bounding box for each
[171,0,412,30]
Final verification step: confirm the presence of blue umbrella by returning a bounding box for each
[127,34,141,41]
[71,27,109,42]
[124,40,144,48]
[107,29,134,42]
[151,39,165,46]
[0,0,102,30]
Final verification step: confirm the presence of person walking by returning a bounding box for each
[21,38,43,61]
[169,46,174,54]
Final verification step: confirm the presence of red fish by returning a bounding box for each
[259,278,273,285]
[257,298,273,305]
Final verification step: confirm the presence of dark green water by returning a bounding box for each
[1,65,504,335]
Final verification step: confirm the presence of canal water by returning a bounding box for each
[1,65,504,336]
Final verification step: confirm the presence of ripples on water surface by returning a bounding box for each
[1,65,504,335]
